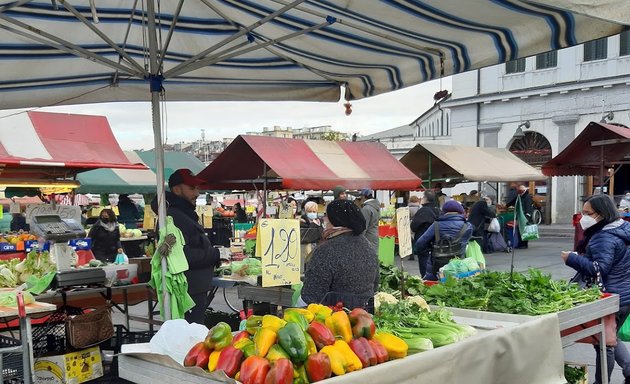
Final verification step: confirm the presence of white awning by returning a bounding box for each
[400,143,547,183]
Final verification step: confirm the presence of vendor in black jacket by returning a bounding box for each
[151,169,220,324]
[410,191,441,276]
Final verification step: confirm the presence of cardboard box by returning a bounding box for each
[34,346,103,384]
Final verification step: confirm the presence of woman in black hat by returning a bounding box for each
[300,200,379,306]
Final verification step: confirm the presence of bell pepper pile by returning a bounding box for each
[182,305,409,383]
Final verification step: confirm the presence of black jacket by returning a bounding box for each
[506,187,518,207]
[88,221,122,263]
[410,203,441,243]
[467,200,496,237]
[519,191,534,223]
[151,192,220,294]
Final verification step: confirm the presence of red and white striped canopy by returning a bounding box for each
[198,135,422,191]
[0,111,146,181]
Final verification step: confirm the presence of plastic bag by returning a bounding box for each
[619,315,630,342]
[487,218,501,233]
[231,258,262,276]
[465,240,486,269]
[114,252,129,265]
[149,319,209,366]
[522,224,539,241]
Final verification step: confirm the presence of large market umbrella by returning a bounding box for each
[0,1,627,320]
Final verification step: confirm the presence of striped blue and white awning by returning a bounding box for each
[0,0,627,109]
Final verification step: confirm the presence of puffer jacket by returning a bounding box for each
[415,214,473,254]
[151,192,220,294]
[566,220,630,306]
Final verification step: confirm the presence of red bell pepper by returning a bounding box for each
[240,356,270,384]
[304,352,332,382]
[307,321,335,350]
[264,358,293,384]
[233,330,251,344]
[183,342,211,368]
[348,308,376,339]
[215,345,243,378]
[367,339,388,364]
[348,337,377,368]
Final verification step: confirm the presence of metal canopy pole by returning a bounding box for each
[147,0,171,320]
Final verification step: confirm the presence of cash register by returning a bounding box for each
[30,214,106,288]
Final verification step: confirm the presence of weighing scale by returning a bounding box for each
[30,214,106,288]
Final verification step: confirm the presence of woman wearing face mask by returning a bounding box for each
[88,208,123,263]
[561,194,630,384]
[300,201,323,267]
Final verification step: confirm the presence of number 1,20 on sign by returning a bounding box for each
[263,227,298,268]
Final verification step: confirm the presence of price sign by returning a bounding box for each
[396,207,413,258]
[256,219,301,287]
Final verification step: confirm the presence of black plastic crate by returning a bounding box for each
[0,334,23,383]
[31,305,84,357]
[102,325,155,354]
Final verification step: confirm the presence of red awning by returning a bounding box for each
[198,135,422,190]
[542,122,630,176]
[0,111,146,180]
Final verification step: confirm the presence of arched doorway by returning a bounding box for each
[509,131,552,224]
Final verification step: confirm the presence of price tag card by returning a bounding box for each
[256,219,301,287]
[396,207,413,258]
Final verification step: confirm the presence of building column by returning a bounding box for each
[552,115,580,224]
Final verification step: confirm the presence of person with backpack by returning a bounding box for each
[410,191,441,276]
[414,200,473,281]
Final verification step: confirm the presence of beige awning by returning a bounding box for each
[400,144,546,184]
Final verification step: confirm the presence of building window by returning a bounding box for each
[536,51,557,69]
[584,38,608,61]
[621,30,630,56]
[505,58,525,74]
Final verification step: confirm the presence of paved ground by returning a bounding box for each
[118,233,625,383]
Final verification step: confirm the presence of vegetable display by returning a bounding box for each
[0,250,56,287]
[181,305,412,382]
[418,269,601,315]
[373,296,476,352]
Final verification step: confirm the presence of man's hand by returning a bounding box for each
[560,251,571,263]
[117,248,124,254]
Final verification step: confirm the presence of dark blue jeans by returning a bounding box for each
[595,304,630,383]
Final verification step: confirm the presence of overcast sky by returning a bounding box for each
[5,78,450,151]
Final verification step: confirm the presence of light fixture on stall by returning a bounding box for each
[600,111,614,123]
[0,180,81,189]
[512,120,531,139]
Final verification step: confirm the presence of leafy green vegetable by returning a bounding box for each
[374,298,475,350]
[419,269,601,315]
[564,364,586,384]
[379,263,424,297]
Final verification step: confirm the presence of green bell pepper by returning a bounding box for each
[277,322,309,364]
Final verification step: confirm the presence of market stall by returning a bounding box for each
[399,143,546,187]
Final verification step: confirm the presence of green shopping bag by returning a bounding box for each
[619,315,630,342]
[465,240,486,270]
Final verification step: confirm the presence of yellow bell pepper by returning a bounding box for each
[285,308,315,323]
[262,314,287,332]
[254,326,277,357]
[325,311,352,343]
[320,340,362,376]
[373,332,408,359]
[304,331,318,356]
[207,350,221,372]
[307,303,333,323]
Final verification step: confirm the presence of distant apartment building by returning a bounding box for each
[248,125,349,141]
[167,131,233,164]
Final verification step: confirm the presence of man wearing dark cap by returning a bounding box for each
[357,188,380,250]
[151,168,220,324]
[332,185,347,200]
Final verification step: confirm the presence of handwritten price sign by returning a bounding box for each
[256,219,301,287]
[396,207,413,258]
